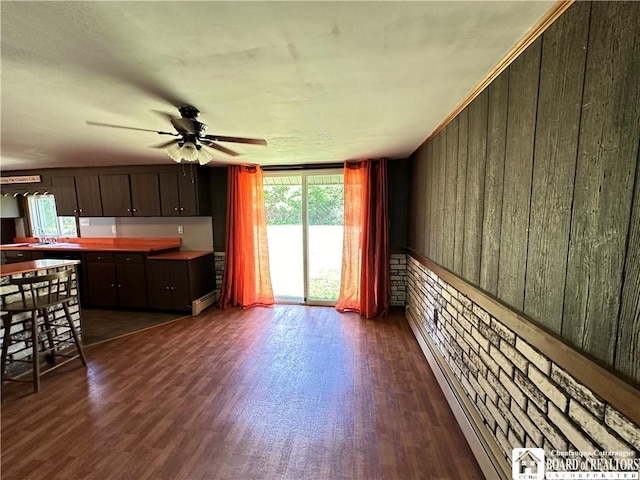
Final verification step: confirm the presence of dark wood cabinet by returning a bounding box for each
[85,255,118,307]
[84,252,147,308]
[146,252,215,312]
[99,174,131,217]
[159,167,210,216]
[75,175,103,216]
[130,173,161,216]
[51,176,79,216]
[100,173,161,217]
[3,250,45,264]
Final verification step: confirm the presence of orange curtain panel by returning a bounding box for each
[220,165,274,308]
[336,159,390,318]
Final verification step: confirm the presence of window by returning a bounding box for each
[27,195,77,238]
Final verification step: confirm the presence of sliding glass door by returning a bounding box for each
[263,171,343,305]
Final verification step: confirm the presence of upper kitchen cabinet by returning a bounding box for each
[99,173,161,217]
[50,176,78,216]
[52,175,102,217]
[159,166,210,216]
[75,175,103,216]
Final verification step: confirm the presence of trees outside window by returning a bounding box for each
[27,195,77,238]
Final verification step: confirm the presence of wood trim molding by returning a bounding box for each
[407,249,640,426]
[415,0,575,151]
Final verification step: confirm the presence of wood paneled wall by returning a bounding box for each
[408,1,640,384]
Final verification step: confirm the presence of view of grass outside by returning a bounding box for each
[264,179,343,302]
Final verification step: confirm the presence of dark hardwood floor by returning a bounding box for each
[1,305,484,480]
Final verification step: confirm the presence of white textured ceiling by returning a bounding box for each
[1,1,554,171]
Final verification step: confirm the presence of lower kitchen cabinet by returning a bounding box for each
[84,252,148,308]
[146,252,215,312]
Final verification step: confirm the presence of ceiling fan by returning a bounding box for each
[87,105,267,165]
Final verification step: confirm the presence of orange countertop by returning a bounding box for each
[0,259,80,277]
[147,251,213,261]
[1,237,181,253]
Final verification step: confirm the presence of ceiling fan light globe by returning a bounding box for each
[198,146,214,165]
[181,142,199,162]
[166,143,182,162]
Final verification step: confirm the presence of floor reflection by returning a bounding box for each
[81,308,187,345]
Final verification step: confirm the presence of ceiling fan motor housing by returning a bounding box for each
[178,105,200,119]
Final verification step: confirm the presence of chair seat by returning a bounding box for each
[3,295,76,312]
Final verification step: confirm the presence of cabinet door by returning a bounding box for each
[130,173,161,216]
[170,261,192,310]
[146,260,173,310]
[100,174,132,217]
[51,176,78,216]
[4,250,32,263]
[75,175,103,216]
[116,263,147,308]
[177,170,198,215]
[86,262,118,307]
[159,172,181,216]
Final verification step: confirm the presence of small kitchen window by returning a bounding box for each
[27,194,77,238]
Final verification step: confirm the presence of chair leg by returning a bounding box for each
[41,307,57,365]
[62,303,87,366]
[31,310,40,393]
[1,313,14,382]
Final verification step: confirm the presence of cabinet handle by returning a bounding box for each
[126,257,130,261]
[171,286,175,290]
[110,283,115,287]
[98,256,103,260]
[174,207,179,211]
[166,286,170,290]
[127,208,131,212]
[73,209,77,213]
[132,208,137,212]
[118,284,122,288]
[17,253,24,257]
[179,207,184,211]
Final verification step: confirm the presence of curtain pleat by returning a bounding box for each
[220,165,274,308]
[336,159,389,318]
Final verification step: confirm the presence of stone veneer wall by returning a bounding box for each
[405,254,639,475]
[214,251,225,293]
[0,266,82,376]
[213,251,407,307]
[389,253,407,307]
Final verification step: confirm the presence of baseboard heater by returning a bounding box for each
[192,289,220,316]
[406,306,509,480]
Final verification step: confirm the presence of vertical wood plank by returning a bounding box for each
[497,38,541,310]
[440,125,458,269]
[444,120,458,270]
[407,155,418,251]
[453,109,468,276]
[463,89,488,284]
[410,149,426,255]
[616,146,640,384]
[424,142,433,257]
[439,130,448,268]
[524,2,590,334]
[480,73,509,296]
[430,135,441,262]
[564,2,640,364]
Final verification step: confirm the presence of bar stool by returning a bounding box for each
[1,268,87,393]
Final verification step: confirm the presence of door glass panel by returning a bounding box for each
[306,177,343,302]
[264,177,304,302]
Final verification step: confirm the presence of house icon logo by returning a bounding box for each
[512,448,545,480]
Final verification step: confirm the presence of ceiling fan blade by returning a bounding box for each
[152,110,195,135]
[203,141,241,157]
[150,139,180,149]
[86,121,177,136]
[202,134,267,146]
